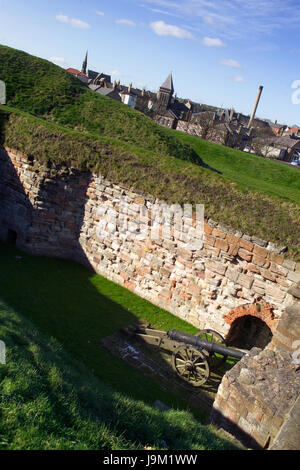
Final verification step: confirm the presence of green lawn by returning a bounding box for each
[0,242,199,414]
[0,298,242,450]
[174,130,300,205]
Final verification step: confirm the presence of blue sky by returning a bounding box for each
[1,0,300,125]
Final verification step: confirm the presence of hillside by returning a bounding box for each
[0,44,200,165]
[0,297,241,450]
[175,131,300,205]
[1,105,300,260]
[0,44,300,259]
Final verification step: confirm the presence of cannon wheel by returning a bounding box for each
[171,345,210,387]
[195,329,228,370]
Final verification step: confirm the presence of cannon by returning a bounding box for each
[127,324,246,388]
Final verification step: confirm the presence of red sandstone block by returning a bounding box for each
[212,228,227,239]
[239,238,254,252]
[120,271,129,281]
[93,256,100,265]
[134,196,145,205]
[269,252,285,266]
[261,269,276,282]
[238,248,253,262]
[124,280,136,292]
[228,244,239,256]
[204,223,213,235]
[227,234,241,245]
[215,238,229,252]
[247,263,260,274]
[204,234,216,247]
[253,255,269,268]
[253,245,269,259]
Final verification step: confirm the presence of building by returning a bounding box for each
[264,134,300,161]
[268,121,287,136]
[66,51,112,87]
[65,68,89,84]
[154,74,192,129]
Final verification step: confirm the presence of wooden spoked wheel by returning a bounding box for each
[171,345,210,387]
[195,329,227,369]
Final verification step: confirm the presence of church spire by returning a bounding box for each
[81,50,88,75]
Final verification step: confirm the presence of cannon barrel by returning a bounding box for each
[168,330,245,360]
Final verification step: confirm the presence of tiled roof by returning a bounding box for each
[274,135,300,148]
[66,68,86,77]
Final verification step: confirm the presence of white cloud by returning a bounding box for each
[220,58,241,68]
[49,56,68,67]
[56,14,69,24]
[150,20,193,38]
[142,0,300,40]
[115,19,136,26]
[202,36,225,47]
[96,11,105,16]
[56,14,90,30]
[233,75,246,83]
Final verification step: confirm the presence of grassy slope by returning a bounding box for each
[0,298,241,450]
[0,242,199,411]
[174,130,300,204]
[0,44,299,258]
[0,44,199,164]
[1,106,300,259]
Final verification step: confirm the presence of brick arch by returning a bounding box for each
[223,301,279,332]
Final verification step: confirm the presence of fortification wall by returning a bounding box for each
[1,145,300,449]
[1,146,300,340]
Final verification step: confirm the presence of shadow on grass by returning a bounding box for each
[0,137,209,417]
[0,300,243,450]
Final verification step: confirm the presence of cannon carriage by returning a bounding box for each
[124,324,246,388]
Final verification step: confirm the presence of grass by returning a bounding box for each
[0,298,242,450]
[174,130,300,205]
[0,242,200,412]
[1,106,300,260]
[0,44,199,164]
[0,44,300,258]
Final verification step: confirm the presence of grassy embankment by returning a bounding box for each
[0,243,242,450]
[0,45,299,259]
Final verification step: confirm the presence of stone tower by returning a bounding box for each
[157,73,174,111]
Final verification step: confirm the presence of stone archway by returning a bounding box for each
[223,301,279,350]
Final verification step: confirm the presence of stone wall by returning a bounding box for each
[1,145,300,341]
[210,345,300,449]
[2,145,300,449]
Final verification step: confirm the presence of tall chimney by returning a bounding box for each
[248,86,263,128]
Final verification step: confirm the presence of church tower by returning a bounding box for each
[81,51,88,75]
[157,73,174,111]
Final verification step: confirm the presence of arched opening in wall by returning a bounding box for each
[226,315,273,350]
[7,229,18,246]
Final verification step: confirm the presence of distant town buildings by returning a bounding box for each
[66,52,300,164]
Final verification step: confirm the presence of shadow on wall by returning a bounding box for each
[0,143,93,270]
[210,408,265,450]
